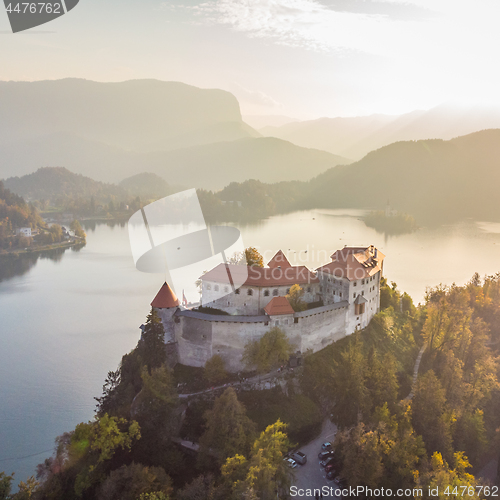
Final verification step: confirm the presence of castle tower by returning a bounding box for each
[151,282,180,343]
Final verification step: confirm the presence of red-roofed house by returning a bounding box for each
[200,250,320,315]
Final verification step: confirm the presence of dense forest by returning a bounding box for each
[1,272,499,499]
[3,168,179,218]
[0,181,44,250]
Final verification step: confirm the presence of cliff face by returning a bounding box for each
[0,78,248,152]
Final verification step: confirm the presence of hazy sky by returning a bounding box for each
[1,0,499,118]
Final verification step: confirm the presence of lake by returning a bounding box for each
[1,209,500,485]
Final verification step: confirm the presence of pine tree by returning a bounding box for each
[141,309,166,372]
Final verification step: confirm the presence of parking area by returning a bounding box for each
[289,418,341,499]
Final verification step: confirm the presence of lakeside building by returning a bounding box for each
[151,245,385,372]
[15,227,32,237]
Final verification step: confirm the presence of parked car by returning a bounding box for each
[284,458,298,469]
[321,456,335,468]
[326,470,337,480]
[321,441,333,451]
[318,450,334,460]
[292,451,307,465]
[325,464,338,473]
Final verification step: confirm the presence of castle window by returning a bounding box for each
[284,319,289,325]
[294,317,299,324]
[286,288,290,294]
[275,321,279,326]
[339,292,342,297]
[227,301,230,306]
[353,293,356,299]
[264,290,270,297]
[214,285,219,292]
[362,291,364,296]
[235,289,240,295]
[273,289,279,296]
[307,287,311,292]
[247,289,253,296]
[207,284,212,290]
[353,281,357,286]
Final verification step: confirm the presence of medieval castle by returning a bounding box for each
[150,245,385,372]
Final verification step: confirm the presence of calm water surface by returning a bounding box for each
[1,209,500,484]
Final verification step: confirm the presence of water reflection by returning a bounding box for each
[0,245,85,283]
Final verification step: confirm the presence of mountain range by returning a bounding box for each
[4,129,500,224]
[0,79,350,187]
[261,103,500,160]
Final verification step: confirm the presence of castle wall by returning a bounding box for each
[171,302,349,372]
[175,316,213,368]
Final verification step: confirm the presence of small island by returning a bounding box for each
[364,205,418,235]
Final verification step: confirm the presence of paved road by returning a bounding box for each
[289,418,341,499]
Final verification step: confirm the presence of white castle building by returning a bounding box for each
[151,245,385,372]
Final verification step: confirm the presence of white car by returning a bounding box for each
[285,458,298,468]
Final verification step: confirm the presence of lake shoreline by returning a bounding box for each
[0,238,85,257]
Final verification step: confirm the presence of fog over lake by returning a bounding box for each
[1,209,500,484]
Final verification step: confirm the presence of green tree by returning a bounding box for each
[0,472,13,500]
[140,309,166,372]
[244,247,264,267]
[412,370,453,461]
[70,219,86,240]
[337,424,384,487]
[199,388,256,467]
[286,284,307,312]
[176,475,223,500]
[71,414,141,497]
[49,223,63,242]
[138,493,169,500]
[204,354,228,386]
[416,452,480,500]
[96,462,172,500]
[245,420,291,500]
[13,476,39,499]
[134,365,179,441]
[366,350,399,413]
[330,334,368,428]
[242,327,294,374]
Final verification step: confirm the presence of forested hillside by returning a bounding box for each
[3,168,180,217]
[2,274,498,499]
[199,129,500,225]
[0,181,44,250]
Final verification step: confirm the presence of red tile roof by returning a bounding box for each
[201,263,319,287]
[151,282,180,308]
[267,250,292,269]
[264,297,295,316]
[317,246,385,281]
